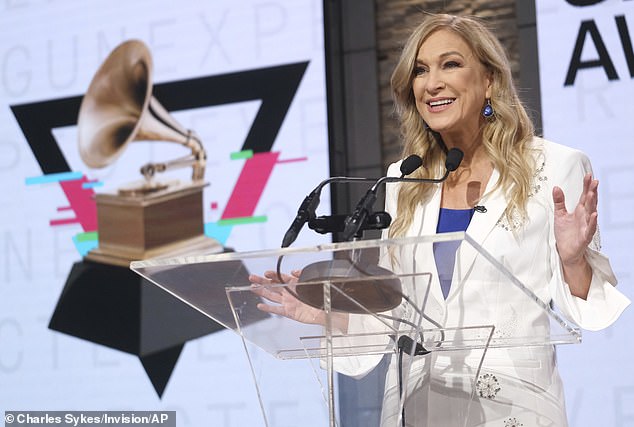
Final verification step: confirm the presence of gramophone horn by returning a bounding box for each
[77,39,205,180]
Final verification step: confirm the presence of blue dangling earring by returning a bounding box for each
[482,98,494,119]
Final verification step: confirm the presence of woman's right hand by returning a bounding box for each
[249,270,326,325]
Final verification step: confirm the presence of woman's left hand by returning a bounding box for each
[552,173,597,298]
[552,173,598,264]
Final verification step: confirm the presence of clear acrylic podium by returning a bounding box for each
[130,232,581,427]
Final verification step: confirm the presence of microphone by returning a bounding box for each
[305,155,422,237]
[399,154,423,177]
[340,154,424,241]
[280,176,376,248]
[341,149,463,241]
[444,148,463,172]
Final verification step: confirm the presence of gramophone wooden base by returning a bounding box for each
[86,234,223,267]
[88,182,220,266]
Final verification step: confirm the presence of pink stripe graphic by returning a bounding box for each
[54,177,98,231]
[277,156,308,164]
[222,152,280,219]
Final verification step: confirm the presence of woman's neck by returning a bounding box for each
[439,123,485,162]
[440,135,493,209]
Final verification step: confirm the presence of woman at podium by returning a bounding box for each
[251,13,629,427]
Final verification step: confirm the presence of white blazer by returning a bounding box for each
[334,137,630,426]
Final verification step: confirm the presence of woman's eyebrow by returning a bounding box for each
[416,50,466,64]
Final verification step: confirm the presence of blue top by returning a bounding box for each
[434,208,474,299]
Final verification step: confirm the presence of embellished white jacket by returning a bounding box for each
[333,138,630,426]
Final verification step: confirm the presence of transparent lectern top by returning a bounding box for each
[130,232,580,360]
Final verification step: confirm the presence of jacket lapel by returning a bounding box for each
[406,170,509,307]
[413,184,447,307]
[448,168,508,299]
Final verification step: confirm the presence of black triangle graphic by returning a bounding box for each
[140,344,184,397]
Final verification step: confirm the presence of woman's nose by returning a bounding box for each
[425,68,445,93]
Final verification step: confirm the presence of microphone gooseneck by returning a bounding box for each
[280,176,375,248]
[278,153,463,314]
[341,149,463,241]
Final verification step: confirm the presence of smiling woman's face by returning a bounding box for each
[412,29,492,140]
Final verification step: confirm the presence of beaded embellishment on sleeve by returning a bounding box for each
[496,159,547,232]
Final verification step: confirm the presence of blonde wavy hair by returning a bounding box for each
[388,14,536,239]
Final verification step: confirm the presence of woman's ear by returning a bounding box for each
[485,70,493,99]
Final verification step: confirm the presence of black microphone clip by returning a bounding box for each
[397,335,429,356]
[308,211,391,234]
[341,190,377,241]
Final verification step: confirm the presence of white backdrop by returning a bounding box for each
[0,0,332,425]
[536,1,634,425]
[5,1,632,425]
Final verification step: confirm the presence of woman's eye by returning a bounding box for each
[414,66,427,76]
[444,61,461,68]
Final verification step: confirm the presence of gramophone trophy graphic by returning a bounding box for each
[48,40,226,396]
[77,39,221,266]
